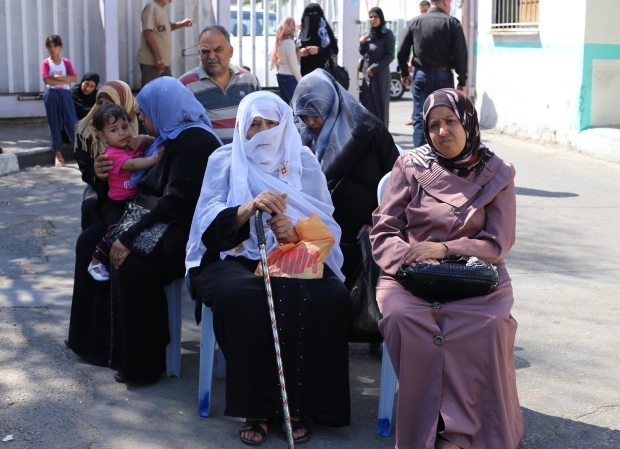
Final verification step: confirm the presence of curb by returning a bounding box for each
[0,153,20,176]
[12,144,75,170]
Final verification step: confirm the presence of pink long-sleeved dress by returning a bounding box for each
[370,153,524,449]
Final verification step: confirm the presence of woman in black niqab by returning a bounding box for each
[298,3,338,76]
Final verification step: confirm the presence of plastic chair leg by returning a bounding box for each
[198,304,216,417]
[165,278,183,378]
[377,345,398,437]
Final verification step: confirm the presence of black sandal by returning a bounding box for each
[283,419,312,444]
[239,419,269,446]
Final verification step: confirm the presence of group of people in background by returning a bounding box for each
[40,0,523,448]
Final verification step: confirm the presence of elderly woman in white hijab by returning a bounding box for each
[186,91,350,446]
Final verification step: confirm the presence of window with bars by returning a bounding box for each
[491,0,539,32]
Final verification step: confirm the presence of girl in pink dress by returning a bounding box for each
[87,104,162,281]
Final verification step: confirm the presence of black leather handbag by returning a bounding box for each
[325,56,350,91]
[397,256,500,303]
[106,202,169,256]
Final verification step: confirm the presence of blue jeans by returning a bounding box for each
[277,74,298,105]
[44,88,78,152]
[412,69,454,148]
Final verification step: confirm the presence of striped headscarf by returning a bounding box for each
[74,80,139,157]
[409,88,493,176]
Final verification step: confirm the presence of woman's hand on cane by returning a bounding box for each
[236,190,289,230]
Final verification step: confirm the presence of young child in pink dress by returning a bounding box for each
[88,103,162,281]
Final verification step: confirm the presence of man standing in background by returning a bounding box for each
[137,0,193,88]
[405,0,431,126]
[179,25,260,145]
[397,0,468,147]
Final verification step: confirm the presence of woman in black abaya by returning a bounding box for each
[68,77,222,383]
[298,3,338,76]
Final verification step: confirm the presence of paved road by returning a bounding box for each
[0,93,619,448]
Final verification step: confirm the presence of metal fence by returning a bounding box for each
[491,0,539,31]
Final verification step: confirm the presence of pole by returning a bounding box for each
[254,210,295,449]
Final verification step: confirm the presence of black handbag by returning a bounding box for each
[325,56,350,90]
[106,202,169,256]
[397,256,500,303]
[348,231,382,341]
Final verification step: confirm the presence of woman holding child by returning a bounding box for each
[68,77,222,384]
[370,88,523,448]
[187,91,350,445]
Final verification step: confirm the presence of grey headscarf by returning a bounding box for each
[292,69,382,187]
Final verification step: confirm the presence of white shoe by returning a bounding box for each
[88,261,110,281]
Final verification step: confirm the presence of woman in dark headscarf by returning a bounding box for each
[68,77,222,384]
[359,7,395,127]
[70,72,100,120]
[292,69,399,291]
[298,3,338,76]
[370,88,523,449]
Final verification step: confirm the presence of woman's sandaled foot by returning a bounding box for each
[239,419,269,446]
[282,418,311,444]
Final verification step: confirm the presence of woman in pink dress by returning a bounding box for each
[370,88,524,449]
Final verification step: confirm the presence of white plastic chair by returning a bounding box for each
[395,143,405,155]
[376,172,399,437]
[198,303,226,417]
[165,278,184,378]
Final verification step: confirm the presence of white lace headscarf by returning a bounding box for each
[186,91,344,280]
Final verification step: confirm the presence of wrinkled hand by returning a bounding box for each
[267,213,299,244]
[366,67,374,77]
[252,190,288,215]
[403,242,448,266]
[109,240,132,269]
[401,75,413,87]
[356,224,373,243]
[94,153,113,181]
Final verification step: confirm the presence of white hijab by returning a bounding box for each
[186,91,344,281]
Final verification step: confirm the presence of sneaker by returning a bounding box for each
[88,261,110,281]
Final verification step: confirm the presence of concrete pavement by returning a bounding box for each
[0,93,619,448]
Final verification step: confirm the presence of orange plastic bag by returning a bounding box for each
[254,213,335,279]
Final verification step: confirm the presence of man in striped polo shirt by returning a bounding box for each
[180,25,260,144]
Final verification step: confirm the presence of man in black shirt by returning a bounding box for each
[397,0,468,147]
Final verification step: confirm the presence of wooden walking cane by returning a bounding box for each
[255,210,296,449]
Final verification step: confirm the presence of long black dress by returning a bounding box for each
[69,128,221,382]
[359,29,395,127]
[190,207,351,426]
[332,124,399,287]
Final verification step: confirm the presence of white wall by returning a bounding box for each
[475,0,587,144]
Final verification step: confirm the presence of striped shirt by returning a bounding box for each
[179,64,260,144]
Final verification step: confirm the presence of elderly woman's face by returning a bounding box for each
[300,115,325,134]
[427,105,467,159]
[139,112,157,137]
[246,116,279,140]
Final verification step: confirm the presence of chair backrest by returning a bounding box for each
[395,144,405,155]
[377,172,391,205]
